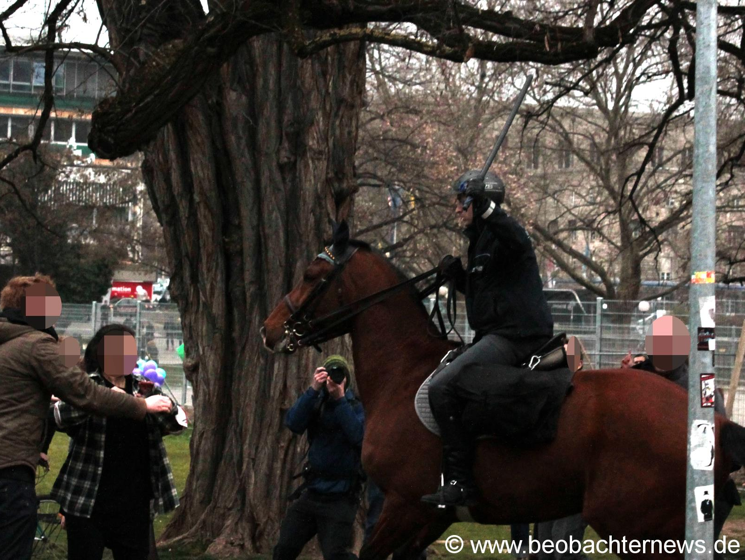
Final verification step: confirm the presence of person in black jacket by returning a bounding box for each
[421,170,554,507]
[273,355,365,560]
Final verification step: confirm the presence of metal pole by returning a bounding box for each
[685,0,718,554]
[595,297,603,369]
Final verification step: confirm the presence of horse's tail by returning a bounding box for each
[721,421,745,467]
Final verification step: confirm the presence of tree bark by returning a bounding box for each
[98,2,365,553]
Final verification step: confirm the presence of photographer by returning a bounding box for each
[273,355,365,560]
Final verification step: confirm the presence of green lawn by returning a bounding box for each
[38,430,745,559]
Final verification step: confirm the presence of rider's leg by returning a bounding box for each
[422,334,540,506]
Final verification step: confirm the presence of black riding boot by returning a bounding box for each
[421,400,478,507]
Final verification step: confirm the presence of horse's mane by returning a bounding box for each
[341,239,435,321]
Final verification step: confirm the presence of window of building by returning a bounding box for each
[32,62,45,87]
[9,117,32,140]
[568,219,577,241]
[681,146,693,168]
[79,63,99,98]
[652,146,665,168]
[0,59,10,92]
[527,140,541,169]
[558,145,573,169]
[11,59,32,93]
[75,120,91,144]
[63,61,78,96]
[726,226,744,246]
[660,272,672,281]
[0,116,10,139]
[53,118,73,143]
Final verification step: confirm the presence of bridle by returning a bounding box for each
[280,243,448,353]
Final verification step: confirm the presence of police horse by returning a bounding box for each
[262,227,745,560]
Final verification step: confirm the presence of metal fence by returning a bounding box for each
[425,295,745,424]
[56,297,745,420]
[56,302,190,406]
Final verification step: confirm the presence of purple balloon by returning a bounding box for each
[154,373,165,386]
[132,368,142,377]
[144,369,160,383]
[143,363,157,373]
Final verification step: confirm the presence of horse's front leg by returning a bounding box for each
[360,492,450,560]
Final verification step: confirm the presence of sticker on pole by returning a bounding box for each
[694,485,715,522]
[699,296,716,328]
[698,327,716,351]
[700,374,716,408]
[692,271,715,284]
[690,420,715,470]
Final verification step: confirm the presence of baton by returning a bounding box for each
[480,74,533,178]
[462,75,533,211]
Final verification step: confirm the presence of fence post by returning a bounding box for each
[595,297,603,369]
[136,301,142,357]
[90,302,97,338]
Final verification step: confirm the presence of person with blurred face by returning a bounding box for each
[52,325,187,560]
[625,315,738,556]
[0,275,173,560]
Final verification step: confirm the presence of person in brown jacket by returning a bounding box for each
[0,273,173,560]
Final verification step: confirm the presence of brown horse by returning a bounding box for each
[262,234,745,560]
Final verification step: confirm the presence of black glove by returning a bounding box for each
[438,255,463,278]
[462,178,490,216]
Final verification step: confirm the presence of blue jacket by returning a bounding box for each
[285,387,365,494]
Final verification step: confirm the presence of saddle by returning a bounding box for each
[414,333,574,445]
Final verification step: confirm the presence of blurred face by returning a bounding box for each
[58,336,81,368]
[455,195,474,228]
[100,334,139,378]
[23,283,62,330]
[645,315,690,372]
[565,336,583,372]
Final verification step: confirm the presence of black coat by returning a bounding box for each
[453,208,554,340]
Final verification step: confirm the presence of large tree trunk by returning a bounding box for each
[98,3,365,553]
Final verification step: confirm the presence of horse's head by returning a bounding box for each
[262,221,365,354]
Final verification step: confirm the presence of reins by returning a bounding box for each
[281,244,459,353]
[294,267,443,350]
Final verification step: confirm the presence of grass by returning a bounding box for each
[37,430,745,559]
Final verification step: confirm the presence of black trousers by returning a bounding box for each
[273,491,359,560]
[66,511,150,560]
[428,334,548,421]
[0,476,36,560]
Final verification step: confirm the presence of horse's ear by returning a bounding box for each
[332,220,350,249]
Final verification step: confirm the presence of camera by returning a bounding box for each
[326,365,347,385]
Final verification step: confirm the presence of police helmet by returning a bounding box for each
[452,170,506,206]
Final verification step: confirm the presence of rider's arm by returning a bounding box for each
[329,397,365,447]
[284,387,320,435]
[480,206,532,255]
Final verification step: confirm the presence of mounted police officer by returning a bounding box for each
[421,171,554,507]
[273,355,365,560]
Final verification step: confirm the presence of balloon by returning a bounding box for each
[176,344,185,361]
[137,359,146,369]
[143,362,157,373]
[154,373,165,386]
[155,368,166,377]
[144,369,159,383]
[132,368,142,377]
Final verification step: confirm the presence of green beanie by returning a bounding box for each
[322,355,352,388]
[322,354,350,374]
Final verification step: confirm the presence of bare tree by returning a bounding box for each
[3,0,745,553]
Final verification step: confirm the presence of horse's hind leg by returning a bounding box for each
[360,492,445,560]
[392,516,454,560]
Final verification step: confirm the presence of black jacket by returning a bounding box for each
[453,208,554,340]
